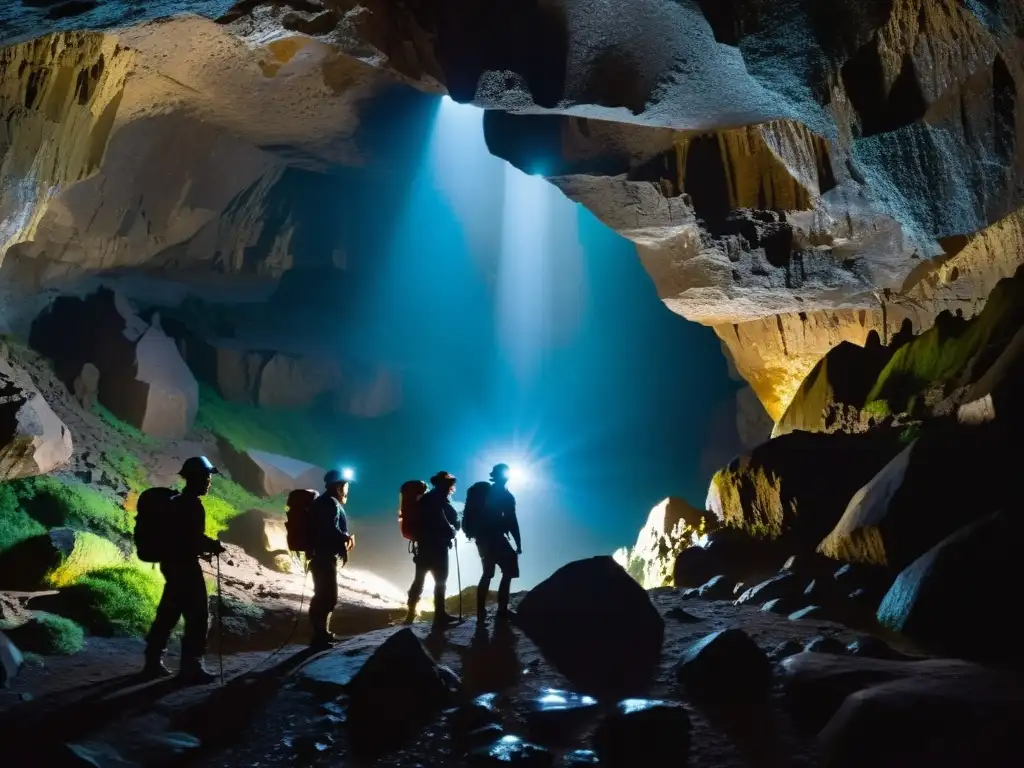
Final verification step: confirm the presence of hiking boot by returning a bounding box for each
[178,657,217,686]
[433,612,460,627]
[310,633,338,650]
[141,655,172,680]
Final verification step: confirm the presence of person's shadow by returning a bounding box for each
[461,621,521,695]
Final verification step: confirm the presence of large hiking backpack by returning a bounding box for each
[461,481,492,541]
[286,489,319,553]
[134,487,179,563]
[398,480,428,542]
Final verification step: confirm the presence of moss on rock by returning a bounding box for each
[4,612,85,655]
[706,429,905,553]
[35,565,165,637]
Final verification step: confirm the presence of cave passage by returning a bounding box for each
[309,93,743,589]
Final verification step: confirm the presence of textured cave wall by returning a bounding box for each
[2,1,1024,423]
[210,0,1024,419]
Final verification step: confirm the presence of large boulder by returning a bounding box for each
[218,443,325,498]
[818,421,1016,570]
[29,289,198,439]
[516,557,665,694]
[957,323,1024,428]
[774,326,912,437]
[876,510,1022,662]
[614,497,714,589]
[592,699,691,768]
[706,429,904,553]
[778,651,1008,736]
[819,662,1024,768]
[673,526,784,588]
[864,267,1024,420]
[0,358,73,480]
[345,628,460,750]
[675,628,772,701]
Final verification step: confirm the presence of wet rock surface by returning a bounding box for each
[876,509,1023,662]
[592,698,691,767]
[3,588,1019,768]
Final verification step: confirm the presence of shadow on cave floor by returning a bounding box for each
[0,636,318,751]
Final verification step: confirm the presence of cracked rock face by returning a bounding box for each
[1,0,1023,419]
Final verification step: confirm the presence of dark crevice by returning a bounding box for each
[684,135,731,233]
[992,54,1016,165]
[629,147,682,196]
[434,0,569,109]
[817,149,837,195]
[841,41,928,137]
[694,0,748,47]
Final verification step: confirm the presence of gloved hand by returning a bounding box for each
[516,546,523,556]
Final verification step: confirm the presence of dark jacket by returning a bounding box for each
[165,493,221,562]
[417,487,460,551]
[309,494,351,558]
[483,485,521,550]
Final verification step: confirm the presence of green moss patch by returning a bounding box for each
[4,613,85,656]
[3,476,130,537]
[44,531,125,588]
[0,484,46,553]
[45,565,166,637]
[95,404,160,449]
[866,273,1024,413]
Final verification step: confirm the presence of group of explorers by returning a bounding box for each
[133,456,522,684]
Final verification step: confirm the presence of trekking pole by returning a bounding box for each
[216,553,224,686]
[454,537,462,620]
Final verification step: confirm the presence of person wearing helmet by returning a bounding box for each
[307,469,355,649]
[475,463,522,624]
[405,471,461,628]
[143,456,225,684]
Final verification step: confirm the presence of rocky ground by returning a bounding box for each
[3,556,1020,768]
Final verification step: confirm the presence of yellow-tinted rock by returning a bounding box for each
[613,497,713,589]
[706,430,904,552]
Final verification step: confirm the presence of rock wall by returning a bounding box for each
[1,2,1023,420]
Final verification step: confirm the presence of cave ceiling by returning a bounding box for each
[1,0,1023,420]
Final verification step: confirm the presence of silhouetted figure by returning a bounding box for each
[143,456,224,684]
[474,463,522,624]
[405,471,461,628]
[308,470,355,650]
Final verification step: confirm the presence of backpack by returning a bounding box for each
[398,480,428,542]
[461,481,492,541]
[134,487,179,563]
[285,489,319,553]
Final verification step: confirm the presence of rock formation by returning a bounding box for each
[219,443,325,498]
[613,497,714,589]
[0,2,1021,420]
[877,509,1021,662]
[0,357,73,479]
[30,289,198,439]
